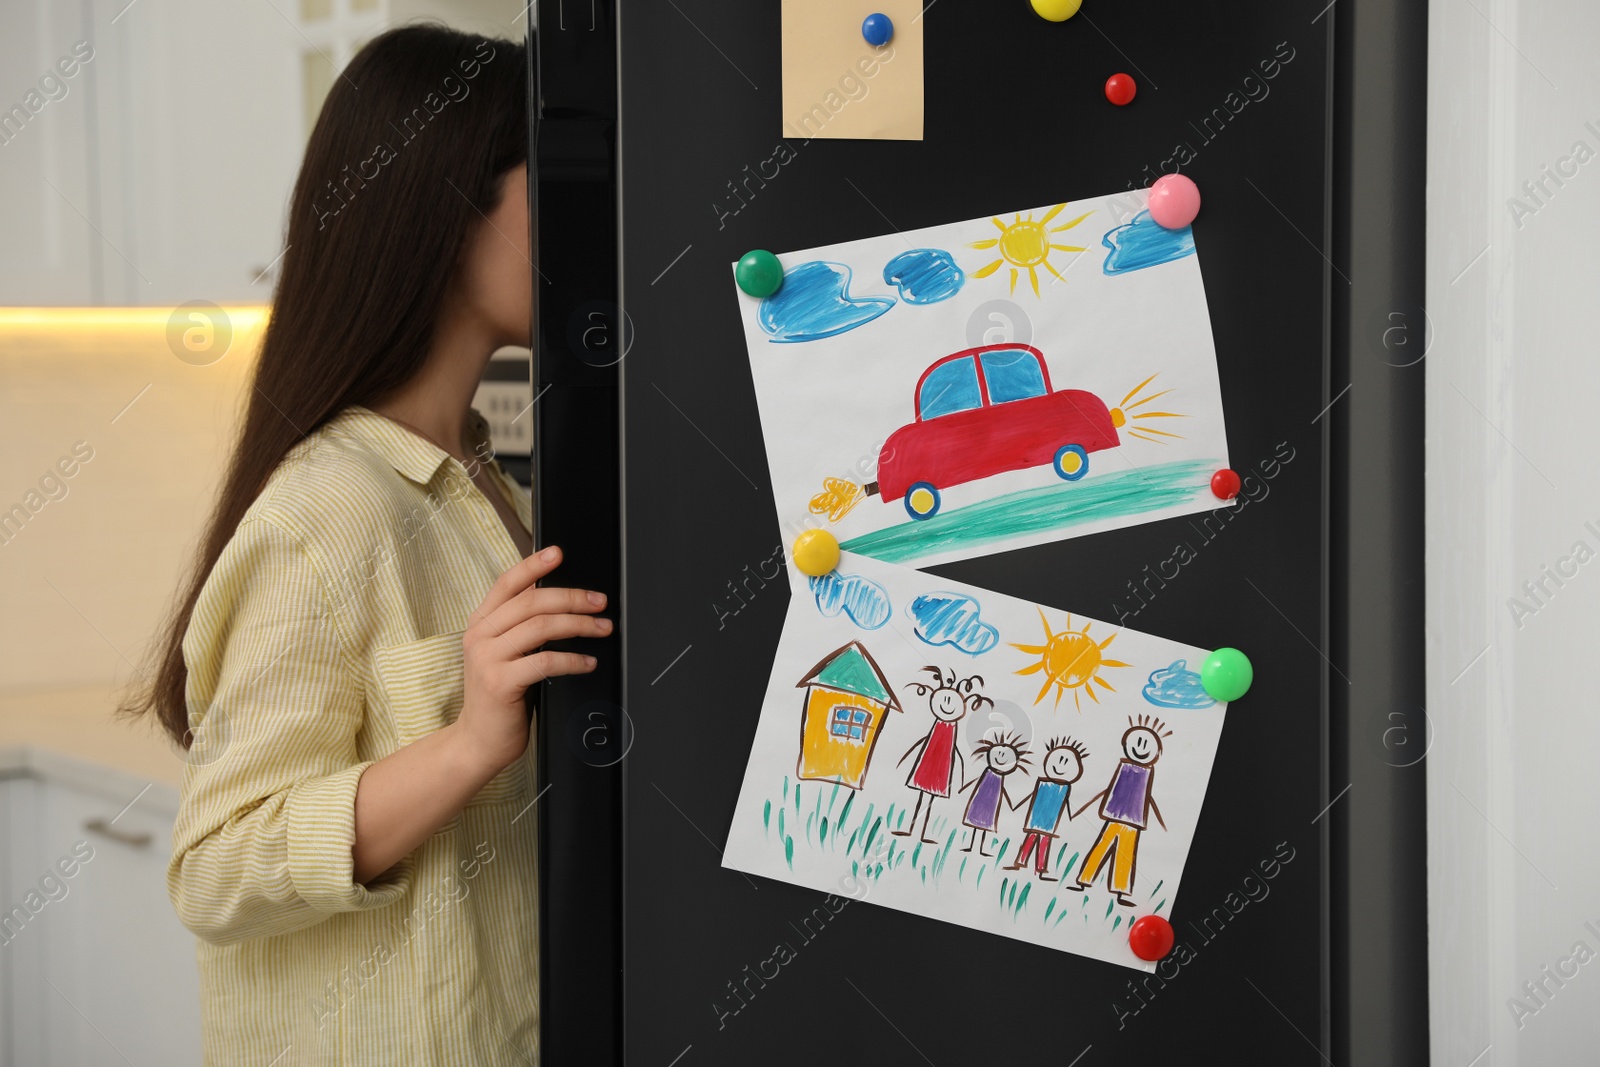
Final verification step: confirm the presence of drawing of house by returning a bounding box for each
[795,642,902,789]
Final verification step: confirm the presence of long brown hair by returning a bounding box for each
[121,24,530,747]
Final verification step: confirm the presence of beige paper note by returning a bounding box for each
[781,0,924,141]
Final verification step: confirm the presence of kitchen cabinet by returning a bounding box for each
[0,0,526,307]
[0,749,199,1066]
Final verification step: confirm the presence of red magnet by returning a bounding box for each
[1105,73,1137,106]
[1211,468,1241,500]
[1129,915,1175,962]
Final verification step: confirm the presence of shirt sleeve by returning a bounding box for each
[167,516,413,945]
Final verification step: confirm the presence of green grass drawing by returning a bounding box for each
[760,779,1146,939]
[840,459,1220,563]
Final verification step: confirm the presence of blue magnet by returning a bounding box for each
[862,13,894,46]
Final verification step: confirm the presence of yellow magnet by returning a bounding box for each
[792,529,841,577]
[1031,0,1082,21]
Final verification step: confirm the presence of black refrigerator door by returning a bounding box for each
[530,7,624,1064]
[617,3,1335,1062]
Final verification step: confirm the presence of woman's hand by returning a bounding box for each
[453,544,611,774]
[352,546,608,884]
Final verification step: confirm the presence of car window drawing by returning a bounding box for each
[917,355,983,420]
[980,349,1049,404]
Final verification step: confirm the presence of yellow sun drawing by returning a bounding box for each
[970,203,1094,298]
[1108,372,1190,444]
[1012,608,1130,711]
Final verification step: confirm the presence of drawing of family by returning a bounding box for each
[894,666,1172,905]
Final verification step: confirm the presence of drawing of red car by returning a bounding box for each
[867,344,1121,520]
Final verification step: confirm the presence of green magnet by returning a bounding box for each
[736,249,784,297]
[1201,647,1253,702]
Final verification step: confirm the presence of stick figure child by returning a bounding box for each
[958,731,1031,857]
[1069,716,1171,906]
[1003,736,1088,880]
[894,667,989,844]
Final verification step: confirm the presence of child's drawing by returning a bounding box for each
[863,344,1118,520]
[759,261,895,342]
[794,641,901,789]
[909,591,999,655]
[893,666,986,843]
[1012,608,1130,711]
[883,248,966,304]
[958,731,1030,856]
[858,348,1187,520]
[733,188,1234,568]
[1101,210,1196,275]
[1070,716,1172,906]
[809,476,866,522]
[1005,737,1088,881]
[723,550,1231,972]
[969,204,1094,297]
[809,570,892,629]
[1142,660,1216,709]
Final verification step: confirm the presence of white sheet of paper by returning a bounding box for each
[721,551,1229,972]
[733,189,1235,568]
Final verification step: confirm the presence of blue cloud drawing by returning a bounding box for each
[883,248,966,304]
[909,592,999,656]
[759,261,895,342]
[1101,210,1196,275]
[810,572,892,629]
[1142,660,1216,709]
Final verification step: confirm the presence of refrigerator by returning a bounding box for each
[529,0,1429,1062]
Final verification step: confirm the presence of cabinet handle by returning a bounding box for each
[83,818,151,848]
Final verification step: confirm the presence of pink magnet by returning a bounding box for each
[1148,174,1201,230]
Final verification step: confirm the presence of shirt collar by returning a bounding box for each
[338,404,495,486]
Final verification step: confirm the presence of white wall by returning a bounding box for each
[1427,0,1600,1062]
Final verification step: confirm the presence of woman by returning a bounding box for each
[119,26,598,1064]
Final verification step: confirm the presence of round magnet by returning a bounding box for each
[792,529,841,577]
[862,13,894,46]
[1211,468,1241,500]
[1201,647,1253,703]
[1148,174,1201,229]
[1129,915,1175,961]
[1104,72,1137,106]
[736,250,784,298]
[1030,0,1082,22]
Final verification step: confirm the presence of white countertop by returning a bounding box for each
[0,683,187,811]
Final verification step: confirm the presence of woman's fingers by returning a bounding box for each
[470,544,565,626]
[509,649,598,686]
[481,612,612,660]
[474,583,607,641]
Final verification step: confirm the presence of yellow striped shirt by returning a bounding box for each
[169,404,540,1065]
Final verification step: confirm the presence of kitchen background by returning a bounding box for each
[0,1,529,1061]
